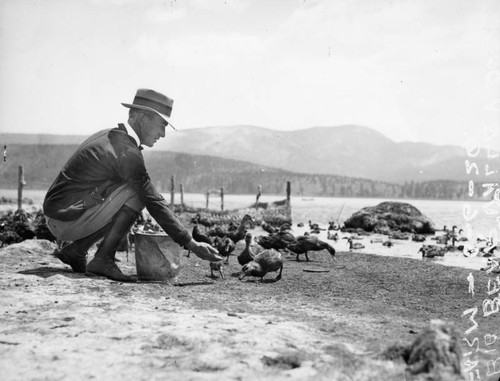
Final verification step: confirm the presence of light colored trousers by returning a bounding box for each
[47,184,143,241]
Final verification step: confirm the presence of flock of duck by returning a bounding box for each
[188,213,337,282]
[2,208,499,277]
[187,215,500,279]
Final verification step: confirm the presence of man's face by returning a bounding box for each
[140,113,168,147]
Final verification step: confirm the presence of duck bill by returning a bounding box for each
[238,272,246,281]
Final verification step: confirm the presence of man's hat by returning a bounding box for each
[122,88,176,130]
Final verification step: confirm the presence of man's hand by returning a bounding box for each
[185,239,222,262]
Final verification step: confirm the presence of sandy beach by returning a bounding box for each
[1,206,499,381]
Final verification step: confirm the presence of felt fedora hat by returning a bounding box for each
[122,88,176,130]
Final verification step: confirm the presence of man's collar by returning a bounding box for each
[122,123,142,149]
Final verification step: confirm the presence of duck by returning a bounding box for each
[192,223,213,245]
[327,231,339,241]
[412,234,426,242]
[444,237,461,252]
[456,229,468,242]
[328,221,339,231]
[479,241,497,257]
[225,214,254,244]
[344,237,365,250]
[238,249,284,282]
[431,235,449,245]
[389,232,411,240]
[255,224,296,252]
[33,210,57,242]
[382,240,393,247]
[237,233,264,266]
[207,225,227,238]
[10,209,36,241]
[187,223,214,258]
[194,213,216,230]
[308,220,324,231]
[419,245,446,258]
[214,236,236,264]
[261,222,278,234]
[209,260,224,279]
[480,258,500,273]
[287,235,336,262]
[0,230,22,247]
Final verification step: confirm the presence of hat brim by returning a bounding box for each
[121,103,176,130]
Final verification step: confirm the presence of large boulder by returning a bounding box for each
[343,201,435,234]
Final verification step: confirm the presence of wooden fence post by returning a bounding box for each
[170,175,175,208]
[286,181,291,205]
[180,184,184,211]
[255,185,262,208]
[18,166,26,211]
[220,187,224,211]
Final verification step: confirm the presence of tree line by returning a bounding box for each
[0,145,488,201]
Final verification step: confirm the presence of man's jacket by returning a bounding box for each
[43,124,191,246]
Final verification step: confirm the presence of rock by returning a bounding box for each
[382,320,464,380]
[406,320,463,379]
[343,201,435,234]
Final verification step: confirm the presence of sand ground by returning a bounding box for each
[1,224,499,381]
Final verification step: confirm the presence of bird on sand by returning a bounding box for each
[255,224,296,251]
[209,260,224,279]
[238,232,264,266]
[224,214,254,244]
[187,223,214,258]
[287,235,336,262]
[214,236,236,264]
[261,222,278,234]
[419,245,446,258]
[238,249,284,282]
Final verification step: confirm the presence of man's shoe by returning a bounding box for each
[52,243,87,273]
[86,257,137,282]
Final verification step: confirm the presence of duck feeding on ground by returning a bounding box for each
[209,260,224,279]
[238,249,284,282]
[287,235,336,262]
[419,245,446,258]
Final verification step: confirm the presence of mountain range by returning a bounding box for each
[1,125,493,184]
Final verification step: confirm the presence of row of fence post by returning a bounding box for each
[12,169,290,213]
[168,174,291,212]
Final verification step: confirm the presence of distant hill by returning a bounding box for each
[2,125,495,183]
[151,125,477,183]
[0,144,475,200]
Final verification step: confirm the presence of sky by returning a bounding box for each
[1,0,499,149]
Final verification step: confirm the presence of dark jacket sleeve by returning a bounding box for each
[109,130,192,247]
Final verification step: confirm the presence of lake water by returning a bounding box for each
[2,189,498,271]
